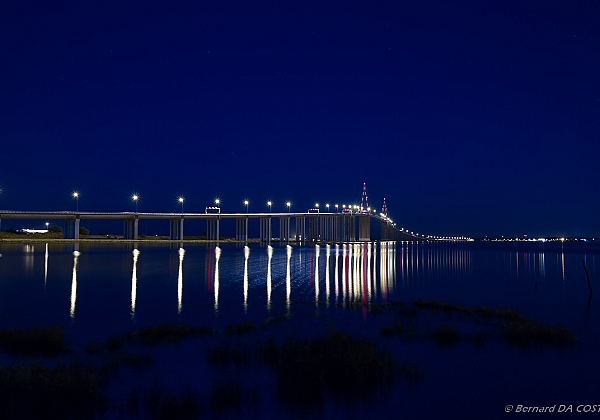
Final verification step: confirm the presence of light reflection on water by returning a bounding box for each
[0,241,598,341]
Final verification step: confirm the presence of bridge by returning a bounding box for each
[0,209,420,242]
[0,183,436,242]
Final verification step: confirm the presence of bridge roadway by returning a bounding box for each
[0,210,419,242]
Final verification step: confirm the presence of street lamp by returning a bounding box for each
[267,201,272,213]
[45,222,49,232]
[72,191,79,212]
[244,200,249,213]
[286,201,291,212]
[132,194,139,213]
[178,196,184,214]
[335,204,339,213]
[326,203,330,212]
[215,198,220,208]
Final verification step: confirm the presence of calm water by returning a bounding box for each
[0,240,599,418]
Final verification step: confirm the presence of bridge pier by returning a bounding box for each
[124,217,139,240]
[358,214,370,241]
[307,215,318,241]
[259,217,271,242]
[235,217,248,241]
[279,217,290,242]
[170,218,184,240]
[295,217,305,241]
[206,218,220,241]
[64,217,80,239]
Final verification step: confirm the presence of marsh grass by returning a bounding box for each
[120,325,214,346]
[0,362,105,419]
[143,384,201,420]
[226,321,256,335]
[0,326,67,357]
[260,329,396,408]
[504,321,577,348]
[206,342,252,368]
[261,313,289,329]
[428,324,461,347]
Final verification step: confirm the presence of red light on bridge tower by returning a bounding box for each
[381,197,388,216]
[360,182,369,210]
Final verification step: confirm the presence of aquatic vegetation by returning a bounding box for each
[0,362,105,419]
[261,313,289,329]
[143,384,201,420]
[206,342,252,368]
[226,321,256,335]
[0,326,66,357]
[127,325,215,345]
[504,321,577,348]
[209,381,242,412]
[428,324,461,347]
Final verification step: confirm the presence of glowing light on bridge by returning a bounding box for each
[132,194,139,213]
[178,196,184,214]
[72,191,80,212]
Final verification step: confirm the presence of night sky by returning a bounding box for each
[1,0,599,238]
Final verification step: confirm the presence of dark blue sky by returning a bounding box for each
[1,0,599,237]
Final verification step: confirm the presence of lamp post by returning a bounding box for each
[244,200,249,213]
[178,197,184,214]
[267,201,272,213]
[215,198,220,208]
[45,222,49,232]
[315,203,319,213]
[335,204,339,213]
[132,194,139,213]
[286,201,291,212]
[326,203,330,212]
[72,192,79,212]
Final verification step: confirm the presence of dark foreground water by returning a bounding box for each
[0,240,599,419]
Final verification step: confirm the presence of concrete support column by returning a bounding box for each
[207,218,220,241]
[235,217,248,241]
[336,215,342,241]
[380,221,389,240]
[124,217,139,240]
[349,215,356,241]
[279,217,290,242]
[170,218,184,240]
[358,215,370,241]
[296,217,305,241]
[64,217,80,239]
[308,215,319,241]
[259,217,271,242]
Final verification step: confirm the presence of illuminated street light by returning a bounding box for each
[178,196,184,214]
[244,200,249,213]
[215,198,220,207]
[72,191,79,212]
[45,222,49,232]
[286,201,291,212]
[132,194,139,213]
[326,203,330,212]
[267,201,272,213]
[335,204,339,212]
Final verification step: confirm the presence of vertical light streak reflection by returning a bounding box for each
[334,245,339,301]
[131,249,139,319]
[178,248,185,314]
[286,245,292,310]
[214,247,220,313]
[561,246,565,283]
[244,246,250,312]
[44,243,48,289]
[266,246,273,310]
[325,244,330,304]
[342,244,347,302]
[314,245,320,304]
[366,243,372,302]
[70,251,80,319]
